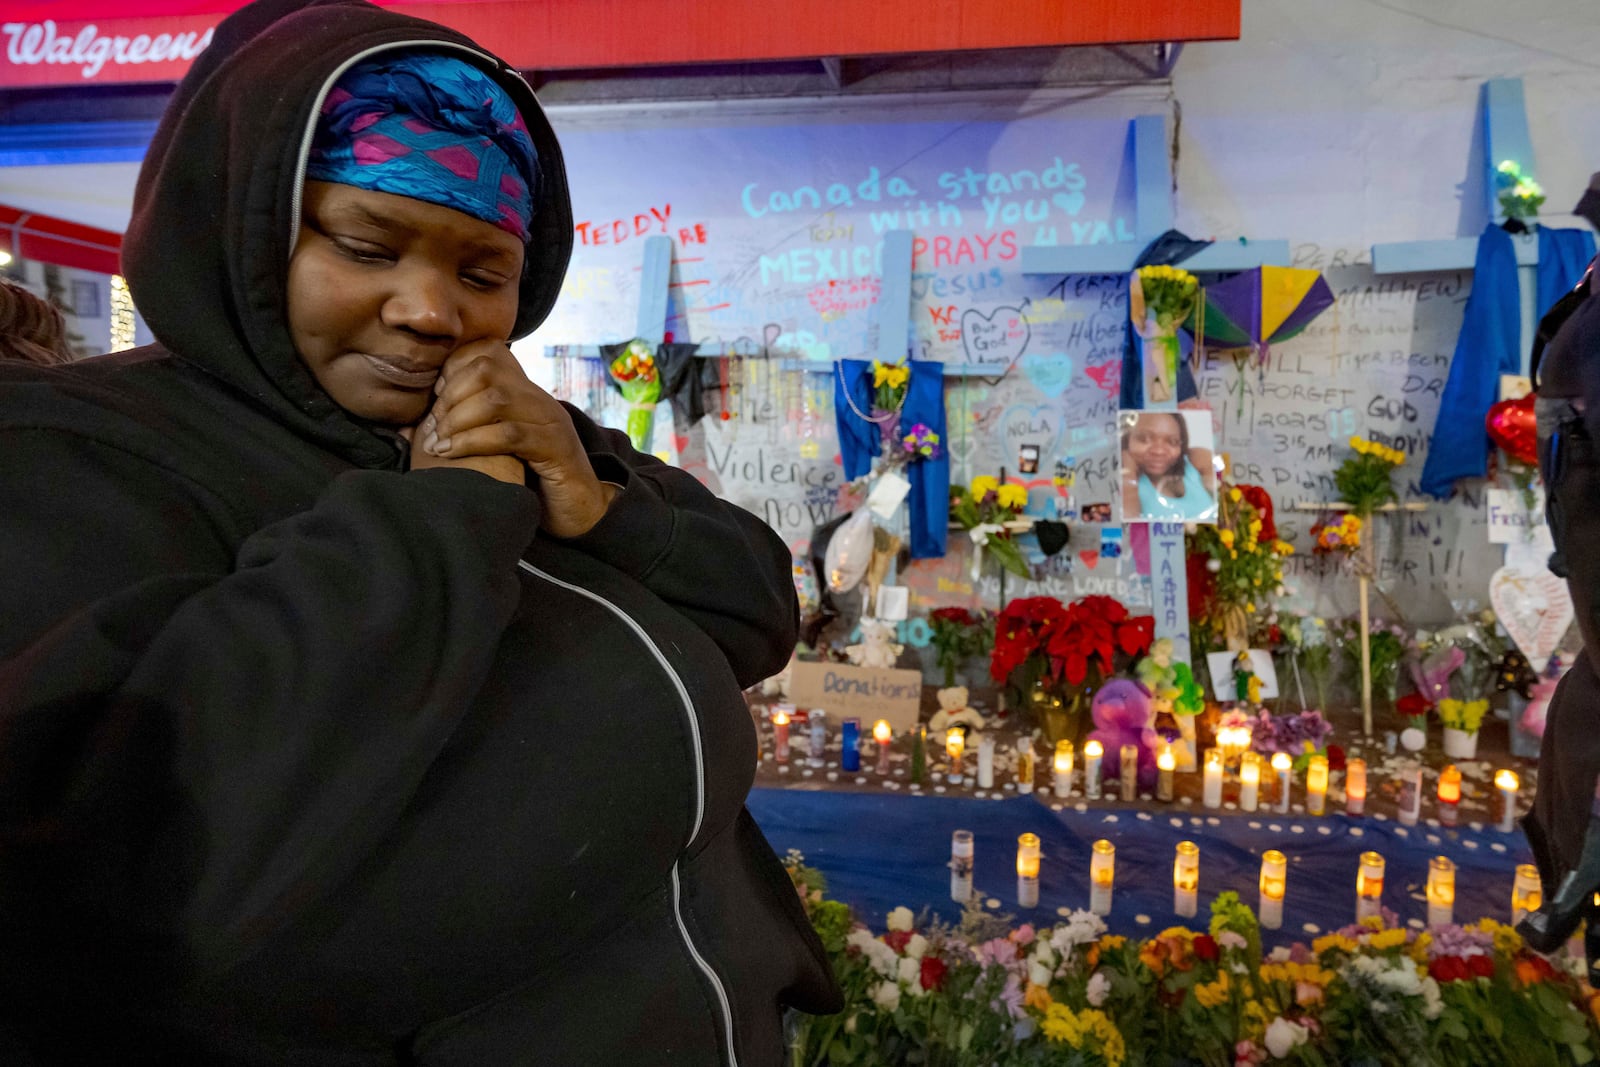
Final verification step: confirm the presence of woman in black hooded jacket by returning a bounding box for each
[0,0,840,1062]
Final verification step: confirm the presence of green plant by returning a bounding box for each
[1334,437,1404,518]
[1497,160,1546,221]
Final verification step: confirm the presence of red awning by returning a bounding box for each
[0,1,1238,88]
[0,204,123,276]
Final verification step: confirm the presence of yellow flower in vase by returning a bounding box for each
[970,475,999,501]
[996,484,1029,511]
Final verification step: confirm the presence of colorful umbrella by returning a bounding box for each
[1186,266,1336,425]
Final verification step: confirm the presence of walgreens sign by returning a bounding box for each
[0,17,216,85]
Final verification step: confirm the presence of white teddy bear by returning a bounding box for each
[927,686,986,735]
[844,618,903,670]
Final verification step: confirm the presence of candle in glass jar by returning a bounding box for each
[1083,740,1103,800]
[1437,764,1462,828]
[950,829,974,903]
[1239,752,1261,813]
[807,709,827,767]
[1016,739,1036,796]
[771,707,791,762]
[840,718,861,773]
[1397,763,1422,826]
[1053,740,1074,799]
[1173,840,1199,918]
[1344,758,1367,816]
[1426,855,1456,927]
[946,727,966,784]
[1306,754,1329,817]
[1157,747,1176,802]
[977,734,995,788]
[1259,849,1287,930]
[1272,751,1293,814]
[1202,747,1224,809]
[873,719,892,775]
[1356,851,1385,921]
[1089,839,1115,916]
[1512,864,1542,925]
[1495,769,1520,834]
[1120,744,1139,802]
[1016,832,1041,908]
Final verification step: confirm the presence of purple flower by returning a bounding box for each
[1426,924,1493,960]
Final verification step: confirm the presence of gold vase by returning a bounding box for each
[1029,679,1088,748]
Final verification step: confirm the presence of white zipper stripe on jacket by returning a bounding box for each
[517,561,739,1067]
[289,39,512,252]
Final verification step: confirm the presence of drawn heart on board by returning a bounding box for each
[960,305,1031,368]
[1488,564,1574,671]
[672,433,690,454]
[999,403,1065,465]
[1079,550,1100,570]
[1084,361,1121,399]
[1052,191,1086,216]
[1021,352,1074,398]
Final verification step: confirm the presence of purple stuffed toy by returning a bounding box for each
[1086,679,1159,792]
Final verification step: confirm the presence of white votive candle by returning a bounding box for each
[1174,840,1199,918]
[1239,751,1261,813]
[1084,740,1103,800]
[1259,849,1287,930]
[1017,832,1041,908]
[1202,747,1224,809]
[1053,740,1074,799]
[1427,855,1456,927]
[1306,754,1329,817]
[1356,851,1385,921]
[1089,839,1114,916]
[1272,751,1292,814]
[1496,769,1520,834]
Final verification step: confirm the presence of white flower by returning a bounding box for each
[1031,941,1057,969]
[845,1013,858,1034]
[1268,946,1292,963]
[898,956,922,988]
[886,906,915,932]
[858,938,899,978]
[873,981,901,1012]
[1421,976,1444,1020]
[1264,1016,1309,1058]
[1048,911,1105,956]
[1028,960,1054,988]
[1230,962,1251,976]
[847,929,876,953]
[904,934,928,960]
[1086,972,1110,1008]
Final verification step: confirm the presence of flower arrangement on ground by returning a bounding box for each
[951,476,1031,580]
[1247,708,1339,775]
[1281,615,1334,713]
[1188,482,1294,653]
[928,607,994,688]
[1331,617,1413,720]
[784,855,1600,1067]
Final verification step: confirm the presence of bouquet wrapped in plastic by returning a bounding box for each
[607,339,661,451]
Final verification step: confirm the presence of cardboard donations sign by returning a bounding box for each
[788,661,923,734]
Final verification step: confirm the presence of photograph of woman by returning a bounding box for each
[1119,409,1219,522]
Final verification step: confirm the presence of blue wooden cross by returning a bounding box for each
[1370,79,1542,371]
[1020,114,1290,276]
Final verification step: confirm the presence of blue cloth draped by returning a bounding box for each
[834,360,950,560]
[1422,225,1597,497]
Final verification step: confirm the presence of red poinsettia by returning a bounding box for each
[1045,597,1154,686]
[930,606,976,626]
[990,595,1153,688]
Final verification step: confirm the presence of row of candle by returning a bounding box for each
[769,709,1524,833]
[964,829,1544,931]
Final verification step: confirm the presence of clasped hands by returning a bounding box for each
[401,339,617,538]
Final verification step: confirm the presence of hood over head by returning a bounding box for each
[121,0,573,467]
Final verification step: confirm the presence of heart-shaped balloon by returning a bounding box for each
[1486,393,1538,466]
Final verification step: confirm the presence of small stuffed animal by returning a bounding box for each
[928,686,986,735]
[845,618,903,670]
[1085,679,1159,791]
[759,654,795,699]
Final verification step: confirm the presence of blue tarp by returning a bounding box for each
[749,789,1534,948]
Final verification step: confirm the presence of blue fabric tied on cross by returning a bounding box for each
[1421,225,1596,498]
[834,359,950,560]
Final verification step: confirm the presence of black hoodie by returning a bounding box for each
[0,0,839,1062]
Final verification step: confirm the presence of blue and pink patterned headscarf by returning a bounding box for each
[305,53,538,240]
